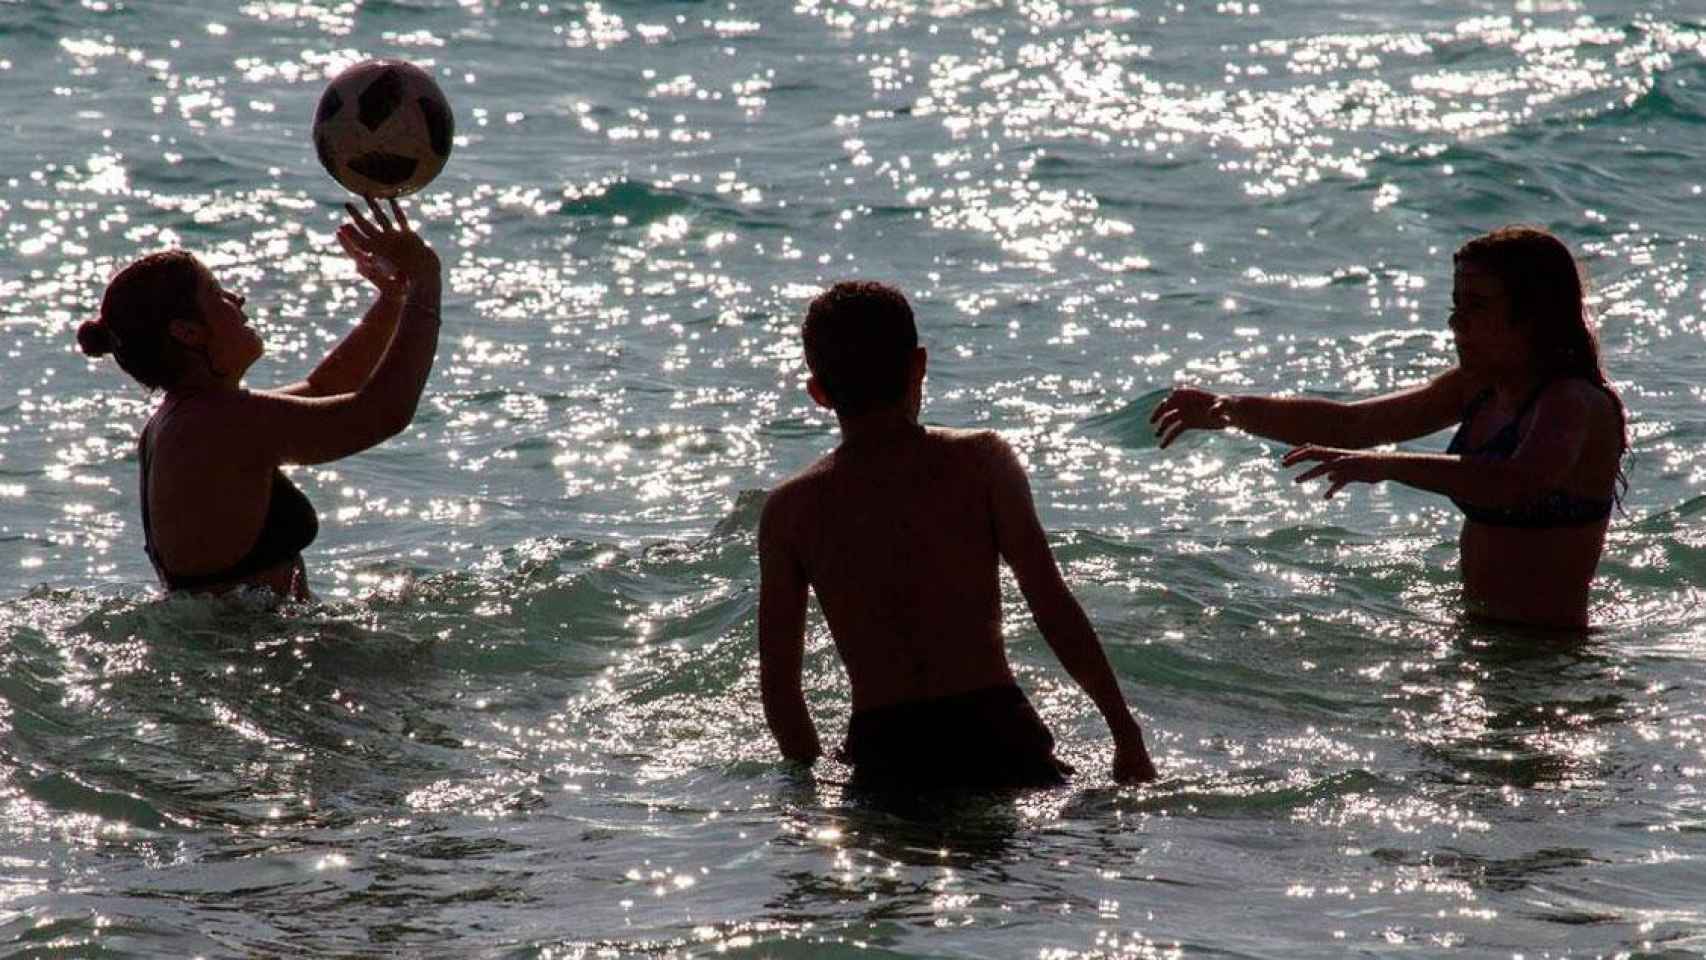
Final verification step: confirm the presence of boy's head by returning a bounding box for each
[802,281,920,416]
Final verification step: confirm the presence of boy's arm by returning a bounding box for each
[983,436,1158,783]
[757,490,822,765]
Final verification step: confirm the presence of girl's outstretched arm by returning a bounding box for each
[1152,367,1469,450]
[1285,380,1600,504]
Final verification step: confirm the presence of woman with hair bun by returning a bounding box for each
[1150,226,1626,629]
[79,198,441,600]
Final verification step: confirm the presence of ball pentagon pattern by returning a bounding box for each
[313,60,454,197]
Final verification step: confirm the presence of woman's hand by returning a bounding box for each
[337,196,440,292]
[1284,445,1392,498]
[1150,386,1234,448]
[337,224,407,299]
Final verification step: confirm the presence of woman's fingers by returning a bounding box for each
[364,195,394,232]
[388,196,410,232]
[1158,416,1192,448]
[336,225,376,264]
[343,201,380,239]
[336,225,366,253]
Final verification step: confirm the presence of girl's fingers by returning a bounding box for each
[1293,464,1332,483]
[388,197,410,231]
[1283,445,1343,467]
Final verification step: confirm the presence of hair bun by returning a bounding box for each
[76,318,117,357]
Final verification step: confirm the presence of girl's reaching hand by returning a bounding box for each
[1150,386,1234,449]
[1284,445,1392,498]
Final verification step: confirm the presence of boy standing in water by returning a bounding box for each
[758,281,1158,787]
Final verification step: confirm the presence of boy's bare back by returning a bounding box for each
[756,279,1156,785]
[760,424,1020,712]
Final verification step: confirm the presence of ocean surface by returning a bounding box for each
[2,0,1705,955]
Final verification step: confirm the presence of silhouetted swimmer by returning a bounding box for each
[759,281,1158,788]
[1151,225,1626,629]
[77,197,442,600]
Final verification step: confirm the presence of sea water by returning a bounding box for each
[2,0,1705,956]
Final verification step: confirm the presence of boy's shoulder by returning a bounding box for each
[761,428,1022,533]
[925,424,994,442]
[924,425,1011,457]
[769,448,834,494]
[927,427,1026,478]
[760,452,833,537]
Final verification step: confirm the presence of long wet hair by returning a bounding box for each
[1454,225,1628,492]
[76,250,206,390]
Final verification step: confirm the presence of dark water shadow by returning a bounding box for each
[1406,621,1630,790]
[762,772,1031,939]
[0,590,459,843]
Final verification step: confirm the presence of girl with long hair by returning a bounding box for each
[1150,226,1626,629]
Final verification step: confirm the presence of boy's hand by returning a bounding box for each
[1113,737,1158,784]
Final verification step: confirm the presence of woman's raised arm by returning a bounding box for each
[272,224,409,398]
[236,197,443,466]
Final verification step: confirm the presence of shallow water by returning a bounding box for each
[3,0,1706,956]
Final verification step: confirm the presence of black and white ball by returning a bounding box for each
[313,59,454,197]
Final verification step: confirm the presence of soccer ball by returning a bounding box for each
[312,59,454,197]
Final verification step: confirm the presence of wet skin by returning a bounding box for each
[140,198,441,600]
[760,350,1157,783]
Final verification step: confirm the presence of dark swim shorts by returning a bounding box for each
[841,683,1071,789]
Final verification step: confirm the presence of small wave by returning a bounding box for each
[711,488,766,539]
[1119,641,1373,717]
[1590,59,1706,129]
[129,150,252,193]
[18,770,172,831]
[558,178,785,232]
[1078,391,1166,449]
[1121,767,1394,819]
[561,178,692,224]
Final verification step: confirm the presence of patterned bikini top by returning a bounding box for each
[1443,380,1613,529]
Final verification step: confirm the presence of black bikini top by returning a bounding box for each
[138,435,318,592]
[1444,380,1613,529]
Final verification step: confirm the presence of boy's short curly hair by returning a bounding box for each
[801,281,917,416]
